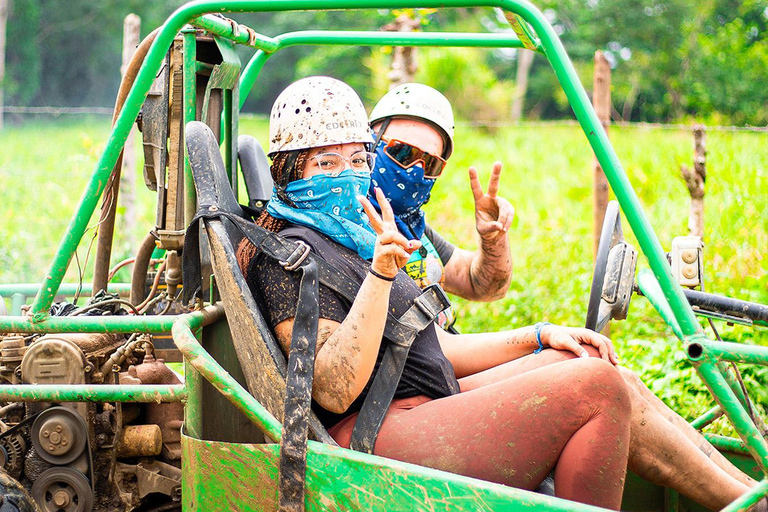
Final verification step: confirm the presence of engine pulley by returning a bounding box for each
[30,407,88,465]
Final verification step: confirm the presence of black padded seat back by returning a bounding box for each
[238,135,273,209]
[185,121,334,444]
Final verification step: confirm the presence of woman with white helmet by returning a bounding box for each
[368,83,513,321]
[237,75,633,510]
[366,83,761,509]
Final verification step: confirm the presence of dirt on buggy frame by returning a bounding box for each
[1,1,767,511]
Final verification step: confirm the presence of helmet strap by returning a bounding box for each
[372,118,392,147]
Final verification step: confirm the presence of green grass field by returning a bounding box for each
[0,115,766,429]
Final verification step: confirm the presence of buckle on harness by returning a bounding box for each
[414,284,451,320]
[279,241,311,271]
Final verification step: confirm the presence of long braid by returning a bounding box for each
[236,149,309,277]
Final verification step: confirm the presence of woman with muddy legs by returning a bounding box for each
[237,76,632,510]
[367,83,761,510]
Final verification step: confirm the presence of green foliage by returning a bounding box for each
[416,47,515,128]
[5,1,766,125]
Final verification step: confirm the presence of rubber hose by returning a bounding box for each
[130,232,158,306]
[92,28,161,295]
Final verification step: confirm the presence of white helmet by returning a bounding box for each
[268,76,374,156]
[369,83,455,159]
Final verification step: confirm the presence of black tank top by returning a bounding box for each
[246,224,460,427]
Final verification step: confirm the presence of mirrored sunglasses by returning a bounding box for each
[383,139,447,179]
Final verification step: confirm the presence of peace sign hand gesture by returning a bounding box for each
[469,162,515,242]
[358,188,422,279]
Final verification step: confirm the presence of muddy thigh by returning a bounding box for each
[330,357,631,510]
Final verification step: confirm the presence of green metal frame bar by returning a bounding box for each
[636,269,684,340]
[691,405,723,431]
[721,479,768,512]
[0,314,193,334]
[0,385,186,403]
[172,305,283,443]
[237,29,535,109]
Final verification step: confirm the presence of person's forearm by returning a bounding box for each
[438,326,537,378]
[468,235,512,301]
[312,273,392,413]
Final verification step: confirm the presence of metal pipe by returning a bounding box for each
[694,360,768,475]
[690,339,768,367]
[0,283,131,296]
[172,305,282,443]
[704,433,750,456]
[190,14,280,52]
[683,288,768,327]
[0,384,186,403]
[131,232,160,306]
[691,405,723,430]
[238,30,529,108]
[10,293,24,316]
[184,335,204,439]
[720,479,768,512]
[239,50,270,109]
[0,310,207,334]
[636,269,684,340]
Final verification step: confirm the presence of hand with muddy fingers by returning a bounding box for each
[469,162,514,242]
[358,188,421,279]
[541,325,619,365]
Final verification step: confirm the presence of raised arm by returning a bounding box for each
[274,188,420,414]
[442,162,513,301]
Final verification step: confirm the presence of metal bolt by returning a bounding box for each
[682,249,697,264]
[53,490,70,507]
[683,265,697,279]
[42,430,50,438]
[84,365,92,372]
[55,425,62,433]
[47,444,55,451]
[61,439,68,446]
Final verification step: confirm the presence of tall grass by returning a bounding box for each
[0,115,766,425]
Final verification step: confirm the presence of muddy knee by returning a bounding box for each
[570,358,631,413]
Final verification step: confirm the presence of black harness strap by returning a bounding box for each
[349,283,449,453]
[277,258,319,512]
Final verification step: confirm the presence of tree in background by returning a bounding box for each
[4,0,766,125]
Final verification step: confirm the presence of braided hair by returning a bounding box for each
[236,149,309,276]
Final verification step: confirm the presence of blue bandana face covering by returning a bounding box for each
[369,139,436,240]
[267,169,377,260]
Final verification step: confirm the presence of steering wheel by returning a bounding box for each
[586,201,637,332]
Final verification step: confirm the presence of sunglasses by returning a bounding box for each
[383,139,447,179]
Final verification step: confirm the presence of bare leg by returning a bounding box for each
[461,349,752,510]
[616,365,757,488]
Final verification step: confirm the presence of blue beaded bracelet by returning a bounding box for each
[533,322,552,354]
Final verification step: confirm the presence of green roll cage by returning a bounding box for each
[0,1,766,510]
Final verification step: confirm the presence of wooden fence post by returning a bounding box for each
[510,49,534,123]
[680,125,706,237]
[592,50,611,257]
[120,14,141,251]
[383,14,420,88]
